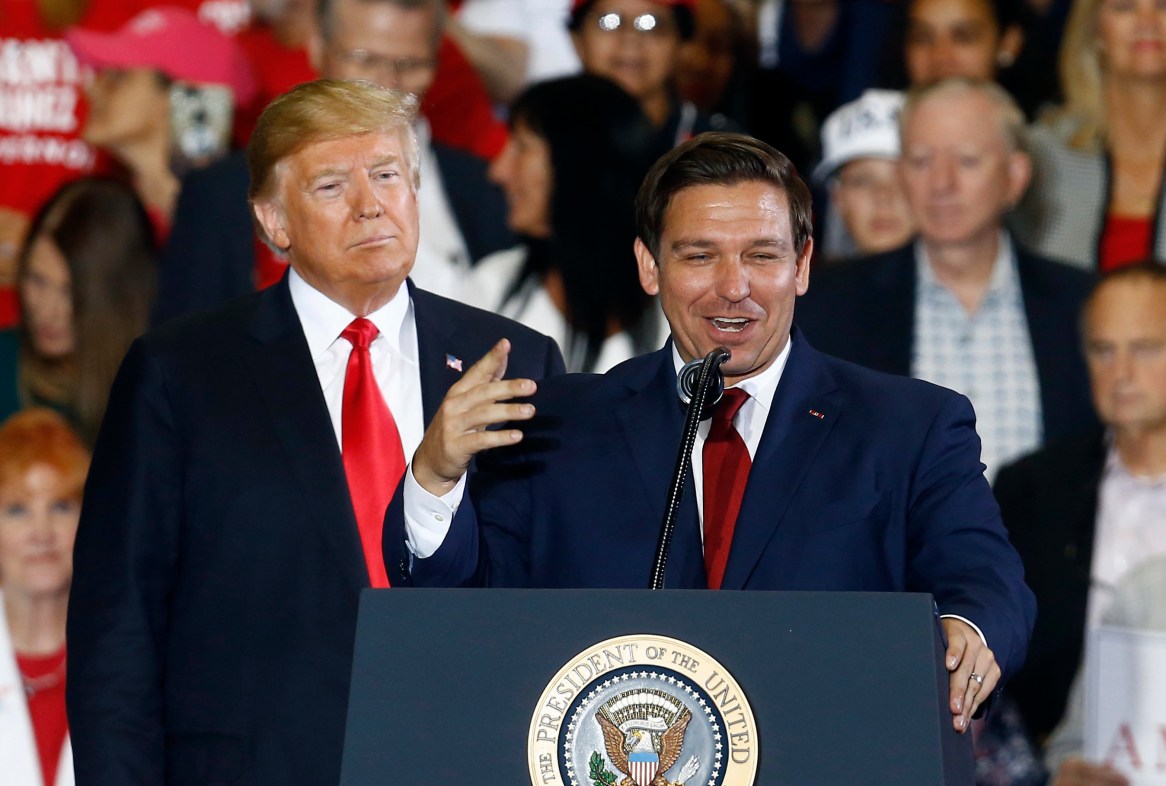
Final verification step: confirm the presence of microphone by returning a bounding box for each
[649,347,731,590]
[676,350,729,420]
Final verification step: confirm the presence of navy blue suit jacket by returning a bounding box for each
[795,243,1096,443]
[153,145,513,324]
[66,277,564,786]
[408,330,1036,684]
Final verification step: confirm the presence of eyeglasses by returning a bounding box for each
[593,11,675,36]
[330,47,437,80]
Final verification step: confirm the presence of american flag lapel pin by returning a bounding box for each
[808,409,825,420]
[445,353,464,372]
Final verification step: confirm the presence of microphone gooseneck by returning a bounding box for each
[649,346,731,590]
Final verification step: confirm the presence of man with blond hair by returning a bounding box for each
[66,79,562,786]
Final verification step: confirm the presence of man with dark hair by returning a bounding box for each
[994,262,1166,781]
[390,130,1036,735]
[66,79,563,786]
[154,0,513,323]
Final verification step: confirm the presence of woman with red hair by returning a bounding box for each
[0,408,90,786]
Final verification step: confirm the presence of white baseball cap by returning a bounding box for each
[813,89,906,185]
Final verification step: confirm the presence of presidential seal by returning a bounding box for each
[528,635,758,786]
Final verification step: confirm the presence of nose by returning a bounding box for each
[488,144,514,187]
[714,259,750,302]
[350,176,384,220]
[929,154,957,194]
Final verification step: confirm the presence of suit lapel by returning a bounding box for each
[615,349,705,588]
[246,278,368,594]
[411,285,469,422]
[720,332,842,589]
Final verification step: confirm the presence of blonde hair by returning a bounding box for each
[1056,0,1107,150]
[247,79,420,243]
[900,77,1028,154]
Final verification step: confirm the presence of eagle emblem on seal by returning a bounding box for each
[592,688,701,786]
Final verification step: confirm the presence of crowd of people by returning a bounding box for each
[0,0,1163,785]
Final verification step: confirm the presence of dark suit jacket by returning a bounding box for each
[992,430,1105,745]
[66,277,564,785]
[403,330,1036,684]
[796,242,1096,444]
[154,145,514,324]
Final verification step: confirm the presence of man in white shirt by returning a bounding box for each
[66,79,563,786]
[995,262,1166,784]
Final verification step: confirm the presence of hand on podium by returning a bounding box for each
[942,617,1000,733]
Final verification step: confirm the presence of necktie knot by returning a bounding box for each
[342,317,379,350]
[712,388,749,430]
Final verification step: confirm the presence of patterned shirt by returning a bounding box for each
[911,234,1043,482]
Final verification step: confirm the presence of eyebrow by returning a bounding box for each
[670,238,789,252]
[305,155,402,186]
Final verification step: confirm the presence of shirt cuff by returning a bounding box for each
[402,465,465,559]
[939,614,987,647]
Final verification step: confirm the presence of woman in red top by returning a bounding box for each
[0,408,89,786]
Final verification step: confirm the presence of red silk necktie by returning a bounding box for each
[341,318,405,588]
[702,387,751,590]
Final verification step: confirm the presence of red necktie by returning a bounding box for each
[341,318,405,588]
[703,388,751,590]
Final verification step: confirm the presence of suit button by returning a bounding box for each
[398,559,409,576]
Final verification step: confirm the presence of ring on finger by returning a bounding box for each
[969,672,984,686]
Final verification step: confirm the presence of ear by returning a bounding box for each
[634,237,660,296]
[253,199,291,252]
[795,236,813,297]
[1005,150,1032,209]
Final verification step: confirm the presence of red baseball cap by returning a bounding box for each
[67,6,257,105]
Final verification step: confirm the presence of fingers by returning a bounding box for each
[942,619,999,733]
[453,339,512,391]
[410,340,538,496]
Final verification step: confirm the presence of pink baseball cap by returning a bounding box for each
[571,0,696,13]
[67,6,257,105]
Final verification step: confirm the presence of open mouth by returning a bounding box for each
[711,317,749,333]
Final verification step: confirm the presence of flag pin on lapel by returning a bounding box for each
[445,354,464,372]
[808,409,825,420]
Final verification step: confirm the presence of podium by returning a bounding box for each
[340,589,973,785]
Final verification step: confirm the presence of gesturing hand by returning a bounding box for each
[410,339,538,496]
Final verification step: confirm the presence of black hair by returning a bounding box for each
[506,74,663,371]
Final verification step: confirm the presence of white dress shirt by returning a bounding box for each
[288,269,462,557]
[1086,442,1166,630]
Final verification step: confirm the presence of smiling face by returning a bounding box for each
[1097,0,1166,82]
[572,0,682,106]
[253,130,419,314]
[488,121,553,239]
[0,464,80,601]
[904,0,1004,85]
[635,180,811,385]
